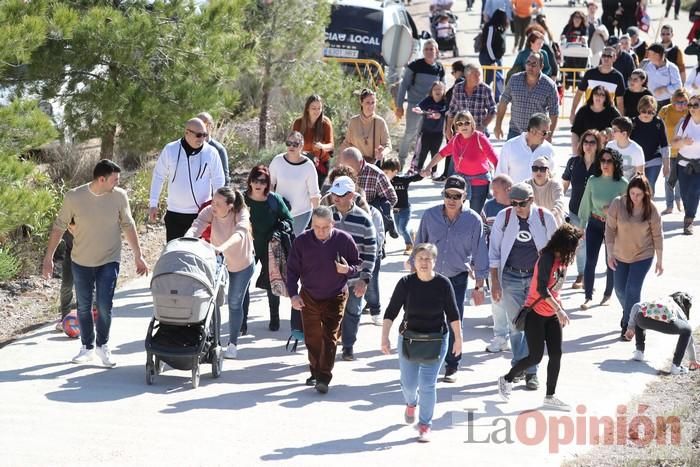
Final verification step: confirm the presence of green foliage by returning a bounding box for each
[125,164,163,226]
[0,247,20,282]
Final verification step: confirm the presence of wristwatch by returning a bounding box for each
[473,285,483,291]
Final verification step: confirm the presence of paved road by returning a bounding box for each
[1,1,697,466]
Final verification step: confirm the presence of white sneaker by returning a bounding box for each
[371,315,383,326]
[95,345,117,368]
[670,364,688,375]
[55,321,64,332]
[632,350,645,361]
[71,346,94,364]
[486,336,510,353]
[543,395,571,411]
[224,343,238,359]
[498,376,512,400]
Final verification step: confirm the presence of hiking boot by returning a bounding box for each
[443,367,458,383]
[632,350,645,361]
[543,395,571,411]
[95,344,116,368]
[305,375,317,386]
[315,381,329,394]
[525,374,539,390]
[671,364,688,375]
[416,423,431,442]
[71,345,94,364]
[341,347,355,361]
[486,336,509,353]
[498,376,512,400]
[224,343,238,359]
[404,404,416,424]
[371,314,383,326]
[572,274,584,289]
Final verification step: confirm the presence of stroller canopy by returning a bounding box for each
[151,237,218,294]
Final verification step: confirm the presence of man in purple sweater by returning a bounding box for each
[286,206,362,394]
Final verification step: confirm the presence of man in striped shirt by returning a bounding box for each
[329,176,377,362]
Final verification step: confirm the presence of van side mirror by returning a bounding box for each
[420,30,431,40]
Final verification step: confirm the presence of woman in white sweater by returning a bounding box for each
[526,156,566,226]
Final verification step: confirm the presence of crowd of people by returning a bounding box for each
[42,1,700,444]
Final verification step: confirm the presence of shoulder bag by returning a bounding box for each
[400,321,446,363]
[512,296,544,332]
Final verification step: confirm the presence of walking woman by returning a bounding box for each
[571,84,620,153]
[526,156,567,226]
[562,129,601,288]
[498,223,583,410]
[269,130,321,235]
[185,187,254,359]
[657,88,687,215]
[292,95,334,189]
[606,175,663,340]
[631,95,669,193]
[672,93,700,235]
[578,147,628,310]
[512,0,542,52]
[339,88,392,164]
[381,243,462,442]
[242,165,293,333]
[411,81,448,175]
[420,110,498,213]
[478,8,508,103]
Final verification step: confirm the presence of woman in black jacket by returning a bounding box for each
[478,8,507,103]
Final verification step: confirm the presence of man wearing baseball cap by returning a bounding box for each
[328,176,377,362]
[415,175,489,383]
[488,182,558,390]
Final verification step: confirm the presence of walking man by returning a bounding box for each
[286,206,362,394]
[42,159,149,367]
[149,117,225,241]
[415,175,488,383]
[197,112,230,185]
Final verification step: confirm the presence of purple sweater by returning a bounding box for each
[285,229,361,300]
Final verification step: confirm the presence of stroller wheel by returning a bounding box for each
[212,346,223,378]
[192,364,201,389]
[146,363,155,385]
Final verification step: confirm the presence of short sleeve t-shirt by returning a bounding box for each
[571,105,620,136]
[606,140,646,179]
[505,217,539,270]
[579,67,626,100]
[562,156,596,215]
[623,89,653,118]
[630,117,667,165]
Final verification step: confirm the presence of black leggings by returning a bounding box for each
[416,131,443,172]
[665,0,680,15]
[164,211,198,242]
[505,311,562,396]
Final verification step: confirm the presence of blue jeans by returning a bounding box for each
[292,211,312,236]
[665,158,682,209]
[584,217,614,300]
[491,300,509,338]
[678,165,700,219]
[568,212,587,275]
[479,56,503,103]
[71,261,120,349]
[613,257,652,331]
[500,270,537,374]
[398,333,449,427]
[445,271,468,370]
[365,255,382,316]
[645,163,662,196]
[227,263,254,345]
[399,108,423,165]
[467,183,490,214]
[341,284,365,351]
[395,207,412,245]
[507,128,521,141]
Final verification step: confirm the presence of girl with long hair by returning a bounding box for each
[292,95,334,189]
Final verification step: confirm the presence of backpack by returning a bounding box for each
[501,207,546,232]
[473,31,483,54]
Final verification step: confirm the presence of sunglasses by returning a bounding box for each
[510,200,530,207]
[688,103,700,109]
[455,121,471,127]
[593,92,607,97]
[186,129,208,138]
[525,61,540,67]
[531,165,548,173]
[601,54,614,58]
[286,141,302,148]
[640,110,656,115]
[252,177,268,185]
[532,129,549,136]
[600,158,613,164]
[583,139,598,145]
[674,101,688,106]
[444,192,463,201]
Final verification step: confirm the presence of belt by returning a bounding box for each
[504,265,534,274]
[591,213,606,222]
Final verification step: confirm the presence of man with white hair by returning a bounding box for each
[149,118,225,241]
[197,112,230,185]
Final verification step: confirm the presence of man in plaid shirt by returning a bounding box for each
[494,52,559,141]
[446,63,497,138]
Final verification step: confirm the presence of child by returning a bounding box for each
[435,15,455,39]
[481,174,513,353]
[622,69,652,118]
[381,158,423,255]
[606,116,645,179]
[411,81,448,176]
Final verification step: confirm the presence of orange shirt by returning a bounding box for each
[513,0,543,18]
[292,116,334,170]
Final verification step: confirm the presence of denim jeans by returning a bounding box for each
[365,255,382,316]
[490,300,509,338]
[635,314,692,366]
[678,165,700,219]
[71,261,120,349]
[395,207,413,245]
[445,271,468,371]
[292,211,312,236]
[227,263,254,345]
[500,270,537,374]
[613,257,652,331]
[568,212,587,275]
[645,164,662,196]
[665,158,682,209]
[467,183,490,215]
[399,108,423,166]
[341,284,365,351]
[584,217,614,300]
[398,332,449,427]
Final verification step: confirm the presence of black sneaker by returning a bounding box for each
[268,318,280,332]
[512,371,526,383]
[305,375,317,386]
[342,347,355,361]
[525,374,539,390]
[443,367,458,383]
[388,228,399,239]
[315,381,329,394]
